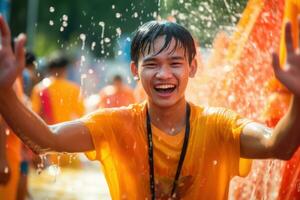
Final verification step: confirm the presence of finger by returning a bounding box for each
[14,34,26,73]
[0,15,12,48]
[272,53,282,77]
[285,22,294,54]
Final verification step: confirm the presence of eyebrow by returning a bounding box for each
[142,56,185,63]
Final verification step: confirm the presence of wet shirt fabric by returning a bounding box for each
[82,102,251,200]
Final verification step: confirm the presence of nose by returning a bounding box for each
[155,65,172,79]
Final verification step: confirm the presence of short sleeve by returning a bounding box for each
[214,108,252,177]
[80,109,115,162]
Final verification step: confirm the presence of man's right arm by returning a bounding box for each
[0,88,94,154]
[0,16,94,154]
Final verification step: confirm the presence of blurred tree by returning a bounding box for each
[33,0,159,57]
[160,0,248,46]
[9,0,247,57]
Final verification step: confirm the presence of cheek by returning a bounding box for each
[174,68,189,82]
[140,69,154,89]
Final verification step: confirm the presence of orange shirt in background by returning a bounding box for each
[31,77,84,166]
[98,84,135,108]
[31,77,84,124]
[82,102,251,200]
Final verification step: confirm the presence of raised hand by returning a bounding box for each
[272,18,300,98]
[0,15,26,91]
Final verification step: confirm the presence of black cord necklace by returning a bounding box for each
[146,103,191,200]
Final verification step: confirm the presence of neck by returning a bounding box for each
[147,98,187,135]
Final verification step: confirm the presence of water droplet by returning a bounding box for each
[80,56,86,66]
[60,27,64,32]
[213,160,218,165]
[116,27,122,37]
[80,33,86,50]
[49,20,54,26]
[104,37,111,43]
[62,14,68,21]
[133,12,138,18]
[5,129,10,136]
[88,69,94,74]
[91,42,96,51]
[49,6,55,13]
[4,167,9,174]
[115,13,122,18]
[112,4,115,9]
[62,21,68,27]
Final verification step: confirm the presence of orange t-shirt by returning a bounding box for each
[31,77,84,124]
[82,102,251,199]
[98,85,135,108]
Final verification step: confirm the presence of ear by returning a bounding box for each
[130,61,139,78]
[189,58,198,78]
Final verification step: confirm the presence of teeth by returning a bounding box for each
[155,84,175,89]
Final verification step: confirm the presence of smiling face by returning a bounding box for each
[131,36,197,108]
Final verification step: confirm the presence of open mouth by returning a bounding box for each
[154,84,176,94]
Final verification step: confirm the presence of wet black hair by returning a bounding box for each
[47,53,69,70]
[26,52,36,66]
[113,75,123,82]
[130,21,196,65]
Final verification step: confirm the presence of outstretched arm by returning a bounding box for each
[0,16,94,154]
[240,19,300,160]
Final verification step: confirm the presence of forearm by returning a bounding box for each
[0,89,57,154]
[270,95,300,159]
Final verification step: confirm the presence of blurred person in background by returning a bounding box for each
[22,52,39,98]
[31,53,85,167]
[98,74,135,108]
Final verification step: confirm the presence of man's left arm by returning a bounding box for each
[240,19,300,160]
[240,96,300,159]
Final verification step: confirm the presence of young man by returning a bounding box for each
[0,17,300,199]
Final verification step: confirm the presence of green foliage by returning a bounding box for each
[10,0,248,57]
[160,0,248,46]
[34,0,159,58]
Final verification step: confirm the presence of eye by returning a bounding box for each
[143,63,157,68]
[171,62,182,67]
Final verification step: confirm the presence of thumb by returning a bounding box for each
[14,33,26,73]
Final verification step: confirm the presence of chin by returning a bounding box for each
[151,97,183,108]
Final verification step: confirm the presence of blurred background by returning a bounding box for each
[2,0,247,94]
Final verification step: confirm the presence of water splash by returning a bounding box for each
[79,33,86,50]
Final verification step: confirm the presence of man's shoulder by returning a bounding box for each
[84,102,146,122]
[190,103,237,120]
